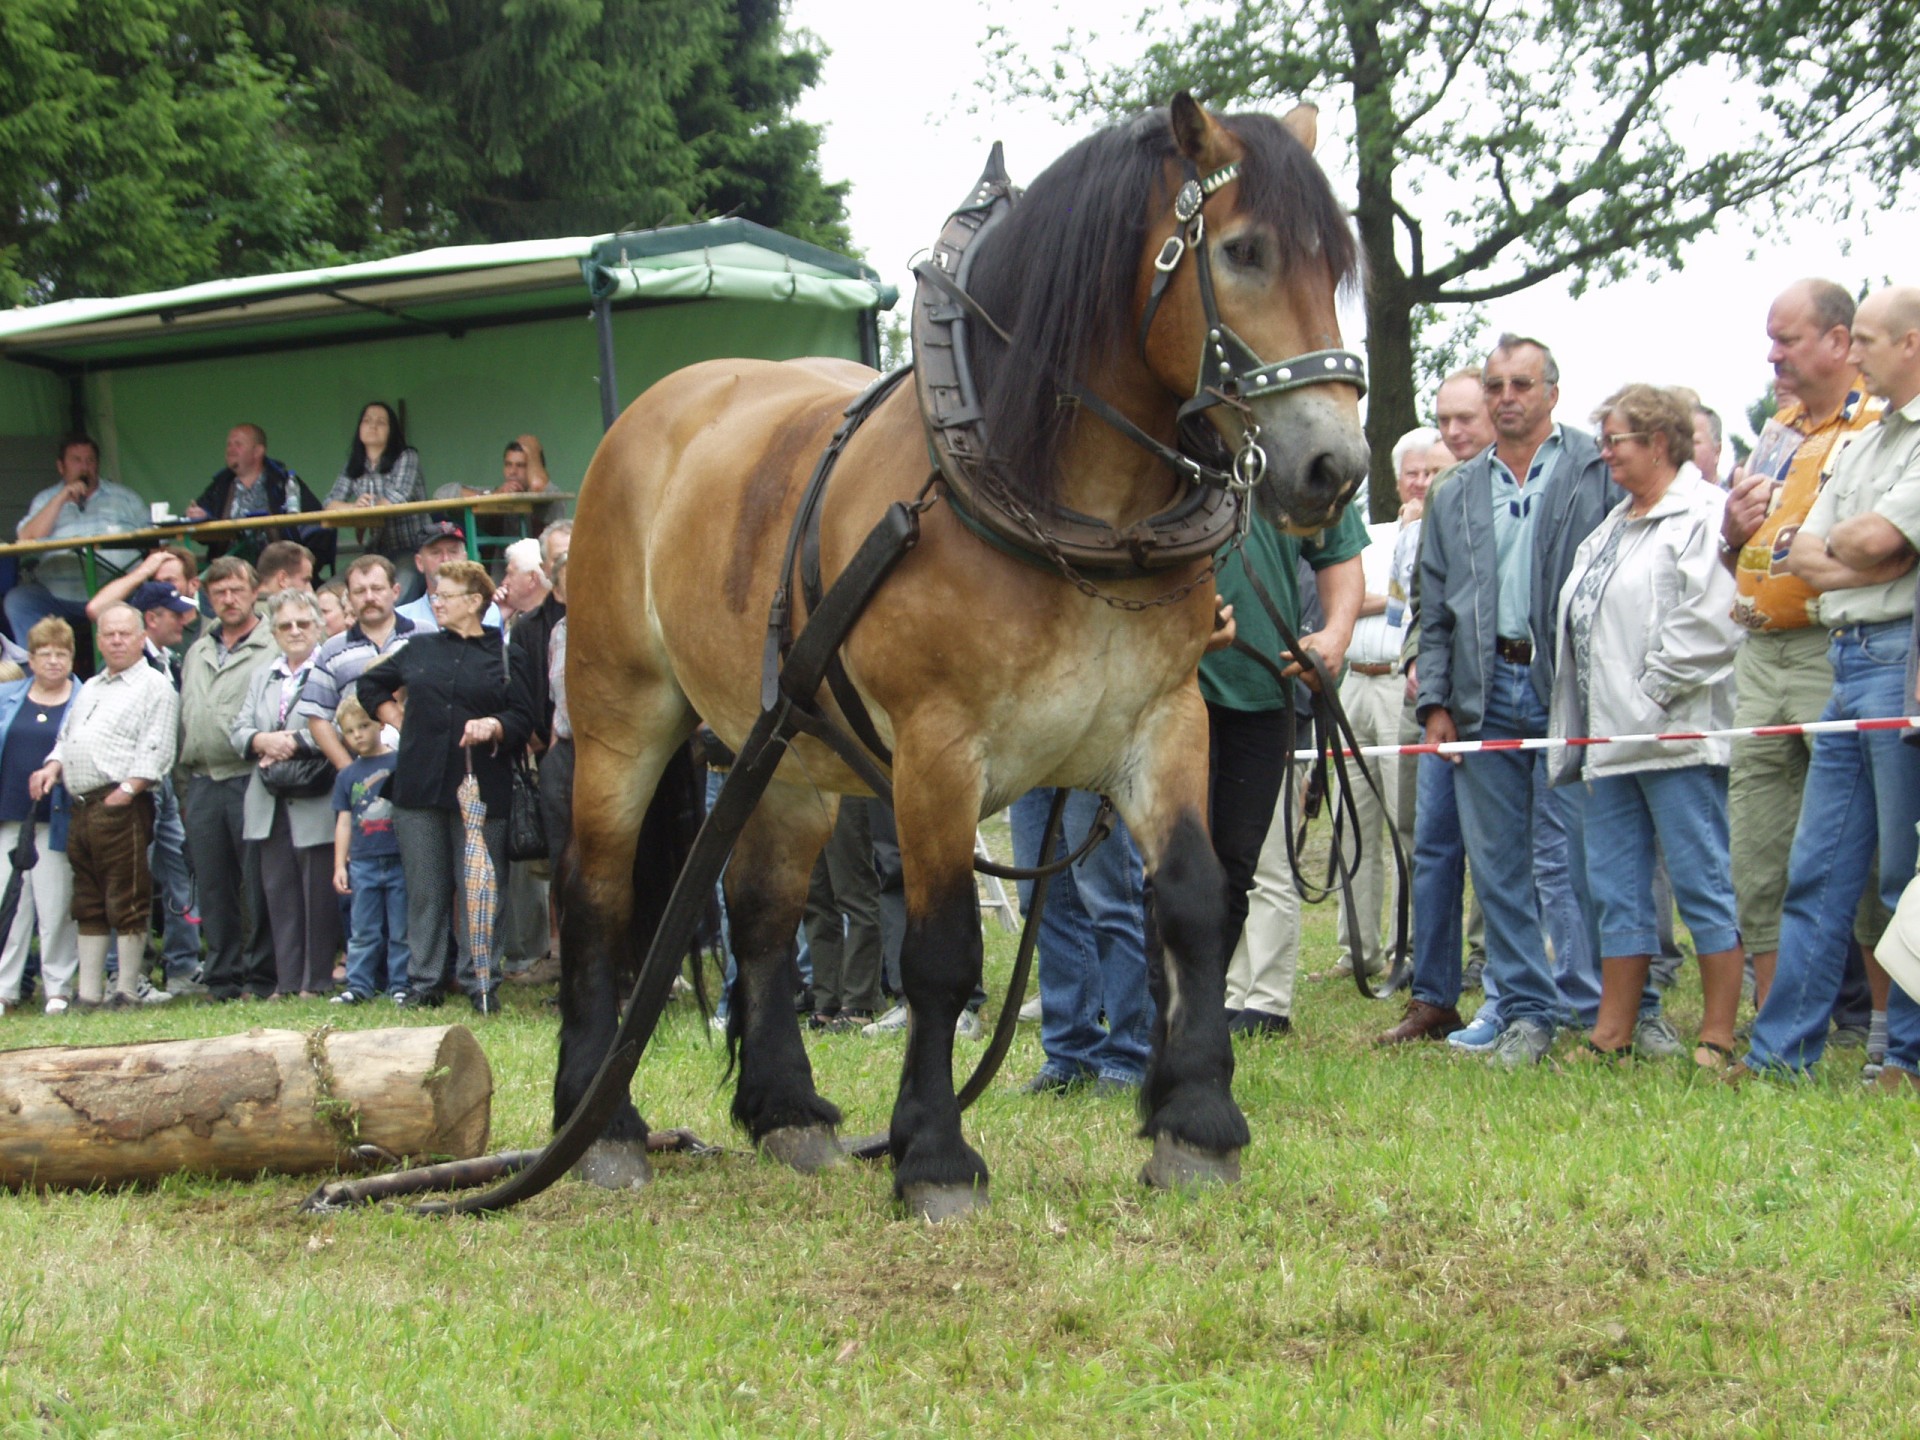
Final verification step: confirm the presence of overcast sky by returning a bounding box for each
[788,0,1908,462]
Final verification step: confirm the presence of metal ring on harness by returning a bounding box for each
[1230,432,1267,493]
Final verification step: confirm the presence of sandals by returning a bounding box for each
[1570,1037,1635,1066]
[1693,1039,1735,1072]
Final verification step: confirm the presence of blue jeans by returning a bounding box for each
[1410,753,1469,1010]
[149,776,201,981]
[1585,767,1739,958]
[1746,622,1920,1074]
[344,852,410,998]
[1010,789,1154,1084]
[1454,658,1613,1032]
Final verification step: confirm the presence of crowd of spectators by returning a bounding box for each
[0,415,571,1017]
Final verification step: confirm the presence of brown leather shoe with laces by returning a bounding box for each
[1372,998,1465,1046]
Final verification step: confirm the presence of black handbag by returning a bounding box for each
[259,668,334,798]
[262,752,334,798]
[506,751,548,861]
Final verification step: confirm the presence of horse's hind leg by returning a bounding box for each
[1123,702,1250,1188]
[887,762,990,1220]
[726,782,845,1173]
[557,699,696,1190]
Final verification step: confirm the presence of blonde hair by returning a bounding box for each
[335,692,372,731]
[26,617,75,655]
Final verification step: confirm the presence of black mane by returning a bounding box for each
[963,109,1357,508]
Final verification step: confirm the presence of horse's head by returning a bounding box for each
[1139,94,1369,535]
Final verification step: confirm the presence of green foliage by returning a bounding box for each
[0,0,850,303]
[988,0,1920,511]
[0,0,338,306]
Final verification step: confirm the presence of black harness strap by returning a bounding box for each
[1230,564,1412,1000]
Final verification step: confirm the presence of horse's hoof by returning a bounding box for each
[761,1124,844,1175]
[1140,1134,1241,1190]
[901,1181,989,1222]
[573,1138,654,1191]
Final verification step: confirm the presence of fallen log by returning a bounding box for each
[0,1025,491,1190]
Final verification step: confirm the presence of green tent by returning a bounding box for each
[0,220,895,518]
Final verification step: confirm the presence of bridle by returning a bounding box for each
[1120,157,1369,502]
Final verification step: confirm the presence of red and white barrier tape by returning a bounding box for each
[1300,714,1920,762]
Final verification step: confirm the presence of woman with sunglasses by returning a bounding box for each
[233,590,341,998]
[356,560,536,1013]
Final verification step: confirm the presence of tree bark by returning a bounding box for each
[0,1025,491,1190]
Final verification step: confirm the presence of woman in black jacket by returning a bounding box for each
[356,559,535,1012]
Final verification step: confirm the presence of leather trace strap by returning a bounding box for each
[1229,562,1413,1001]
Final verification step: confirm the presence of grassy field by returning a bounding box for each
[1,883,1915,1437]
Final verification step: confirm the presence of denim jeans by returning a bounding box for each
[148,776,201,982]
[1746,622,1920,1074]
[1455,657,1598,1032]
[344,852,410,998]
[1584,766,1740,957]
[1410,753,1469,1010]
[1010,789,1154,1085]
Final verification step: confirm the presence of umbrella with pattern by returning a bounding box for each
[457,756,498,1013]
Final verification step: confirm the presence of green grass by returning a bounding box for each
[1,889,1915,1437]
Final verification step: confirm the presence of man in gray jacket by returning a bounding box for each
[177,556,277,1000]
[1405,334,1665,1065]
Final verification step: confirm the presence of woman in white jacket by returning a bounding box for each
[1550,384,1744,1069]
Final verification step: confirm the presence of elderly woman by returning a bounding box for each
[356,559,535,1013]
[1549,384,1745,1068]
[0,619,78,1014]
[234,590,341,998]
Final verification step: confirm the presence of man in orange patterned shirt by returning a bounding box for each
[1721,279,1887,1040]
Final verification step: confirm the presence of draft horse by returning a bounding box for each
[555,94,1367,1219]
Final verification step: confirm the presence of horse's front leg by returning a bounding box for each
[887,749,990,1220]
[725,780,845,1174]
[1119,692,1250,1187]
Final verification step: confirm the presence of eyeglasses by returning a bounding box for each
[1484,377,1542,395]
[1597,432,1647,451]
[430,591,477,605]
[274,619,317,632]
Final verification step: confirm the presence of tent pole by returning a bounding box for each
[593,297,619,431]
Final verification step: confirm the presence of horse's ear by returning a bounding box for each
[1280,102,1319,152]
[1169,91,1232,169]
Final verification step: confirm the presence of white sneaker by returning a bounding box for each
[955,1009,984,1041]
[860,1004,910,1036]
[1017,994,1042,1023]
[134,978,173,1005]
[44,997,68,1016]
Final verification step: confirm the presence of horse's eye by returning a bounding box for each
[1222,235,1265,270]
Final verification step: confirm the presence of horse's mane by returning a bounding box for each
[965,109,1358,509]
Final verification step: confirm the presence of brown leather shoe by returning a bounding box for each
[1373,999,1464,1046]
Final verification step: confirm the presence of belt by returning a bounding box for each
[68,784,121,806]
[1494,637,1533,665]
[1349,662,1396,677]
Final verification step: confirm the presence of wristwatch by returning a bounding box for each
[117,782,138,796]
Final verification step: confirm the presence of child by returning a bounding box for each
[329,693,410,1003]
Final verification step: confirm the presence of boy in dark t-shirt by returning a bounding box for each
[329,694,410,1003]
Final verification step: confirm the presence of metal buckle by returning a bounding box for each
[1153,235,1185,272]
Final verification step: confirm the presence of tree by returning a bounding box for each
[239,0,851,256]
[0,0,334,305]
[991,0,1920,517]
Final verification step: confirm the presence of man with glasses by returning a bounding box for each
[1405,334,1666,1066]
[300,556,416,771]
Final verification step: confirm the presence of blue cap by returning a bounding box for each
[129,582,196,616]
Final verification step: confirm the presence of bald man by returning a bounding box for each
[1718,279,1888,1052]
[1740,286,1920,1086]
